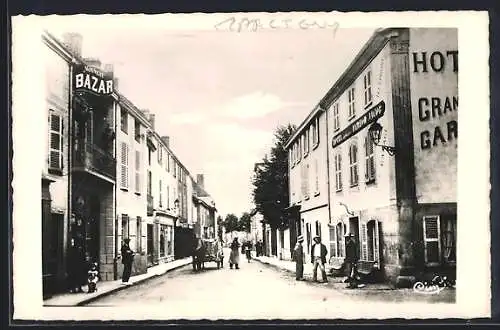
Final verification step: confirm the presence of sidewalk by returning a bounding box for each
[253,255,393,290]
[44,257,192,306]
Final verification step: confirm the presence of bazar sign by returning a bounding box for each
[74,64,114,96]
[331,101,385,148]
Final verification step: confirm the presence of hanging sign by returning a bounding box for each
[331,100,385,148]
[74,64,114,96]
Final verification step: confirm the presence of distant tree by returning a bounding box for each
[223,213,239,233]
[239,212,252,233]
[252,124,296,230]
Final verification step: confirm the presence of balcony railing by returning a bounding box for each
[73,142,116,180]
[147,195,154,216]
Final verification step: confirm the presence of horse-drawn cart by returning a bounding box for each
[193,238,224,271]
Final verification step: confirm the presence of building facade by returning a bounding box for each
[286,28,457,286]
[285,105,331,263]
[192,174,217,240]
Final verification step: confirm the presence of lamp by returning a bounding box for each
[368,121,396,156]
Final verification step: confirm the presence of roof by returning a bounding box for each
[284,28,403,149]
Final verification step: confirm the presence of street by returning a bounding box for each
[86,249,455,318]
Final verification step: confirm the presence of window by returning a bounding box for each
[159,180,163,208]
[333,103,340,131]
[167,154,170,172]
[303,130,310,156]
[364,135,376,183]
[48,112,63,172]
[315,220,321,239]
[134,119,140,142]
[121,214,129,241]
[135,151,141,194]
[297,139,302,163]
[366,220,380,262]
[158,147,163,165]
[147,170,152,196]
[312,117,320,148]
[348,87,356,119]
[360,222,368,260]
[364,70,372,106]
[167,186,170,209]
[334,153,343,192]
[306,223,312,254]
[349,143,359,187]
[304,164,310,199]
[120,142,129,189]
[173,162,177,178]
[148,147,152,166]
[136,217,142,253]
[120,108,128,134]
[423,215,456,266]
[329,226,336,257]
[314,158,319,195]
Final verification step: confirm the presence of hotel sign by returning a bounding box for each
[331,101,385,148]
[74,64,114,96]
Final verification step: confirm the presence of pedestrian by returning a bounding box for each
[245,241,252,262]
[292,235,305,281]
[229,237,240,269]
[344,233,361,289]
[311,235,328,283]
[121,238,135,285]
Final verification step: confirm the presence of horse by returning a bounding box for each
[192,238,206,271]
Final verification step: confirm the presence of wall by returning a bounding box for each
[409,28,458,204]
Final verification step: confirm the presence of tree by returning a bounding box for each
[239,212,252,233]
[223,213,239,233]
[252,124,296,230]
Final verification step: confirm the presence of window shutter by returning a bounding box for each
[364,137,369,181]
[423,216,441,265]
[120,142,128,188]
[135,150,140,193]
[374,221,380,263]
[329,226,336,257]
[49,113,63,170]
[360,222,368,260]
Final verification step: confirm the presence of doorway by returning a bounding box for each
[86,195,100,265]
[349,217,360,246]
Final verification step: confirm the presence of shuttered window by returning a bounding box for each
[348,87,356,119]
[423,215,441,265]
[349,143,359,187]
[335,153,342,192]
[336,223,345,257]
[360,222,368,260]
[120,142,129,189]
[366,220,380,262]
[365,135,376,183]
[135,150,141,194]
[48,112,63,171]
[304,163,310,199]
[159,180,163,208]
[364,70,372,106]
[329,226,336,257]
[333,103,340,131]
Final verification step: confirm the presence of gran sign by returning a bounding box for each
[74,64,114,96]
[331,101,385,148]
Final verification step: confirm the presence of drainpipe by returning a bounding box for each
[65,60,74,286]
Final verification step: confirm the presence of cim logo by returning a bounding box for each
[74,65,114,96]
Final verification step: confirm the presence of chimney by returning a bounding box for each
[161,136,170,148]
[197,174,204,188]
[84,57,102,69]
[104,63,114,77]
[149,114,155,130]
[62,33,83,57]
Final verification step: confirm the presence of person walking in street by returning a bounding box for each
[292,235,305,281]
[121,238,135,285]
[311,235,328,283]
[229,237,240,269]
[344,233,361,289]
[245,241,252,262]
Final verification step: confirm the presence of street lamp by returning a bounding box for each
[368,121,396,156]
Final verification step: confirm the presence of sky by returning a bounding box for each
[48,21,375,218]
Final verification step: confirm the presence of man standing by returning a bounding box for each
[292,235,305,281]
[311,235,328,283]
[344,233,360,289]
[121,238,134,285]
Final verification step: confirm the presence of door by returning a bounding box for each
[349,217,360,257]
[86,195,100,264]
[147,224,154,266]
[42,210,63,296]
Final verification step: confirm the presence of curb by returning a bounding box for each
[75,260,192,306]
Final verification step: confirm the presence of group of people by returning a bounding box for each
[292,233,364,289]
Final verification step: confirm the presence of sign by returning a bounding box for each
[74,64,114,96]
[331,101,385,148]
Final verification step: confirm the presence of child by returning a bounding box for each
[87,262,99,293]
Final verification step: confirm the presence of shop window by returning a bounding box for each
[160,226,165,257]
[135,151,141,194]
[363,70,372,107]
[423,215,456,266]
[348,87,356,120]
[167,226,173,255]
[364,135,376,184]
[333,103,340,131]
[349,143,359,187]
[334,153,343,191]
[48,111,64,173]
[120,142,129,189]
[120,108,128,134]
[134,119,140,142]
